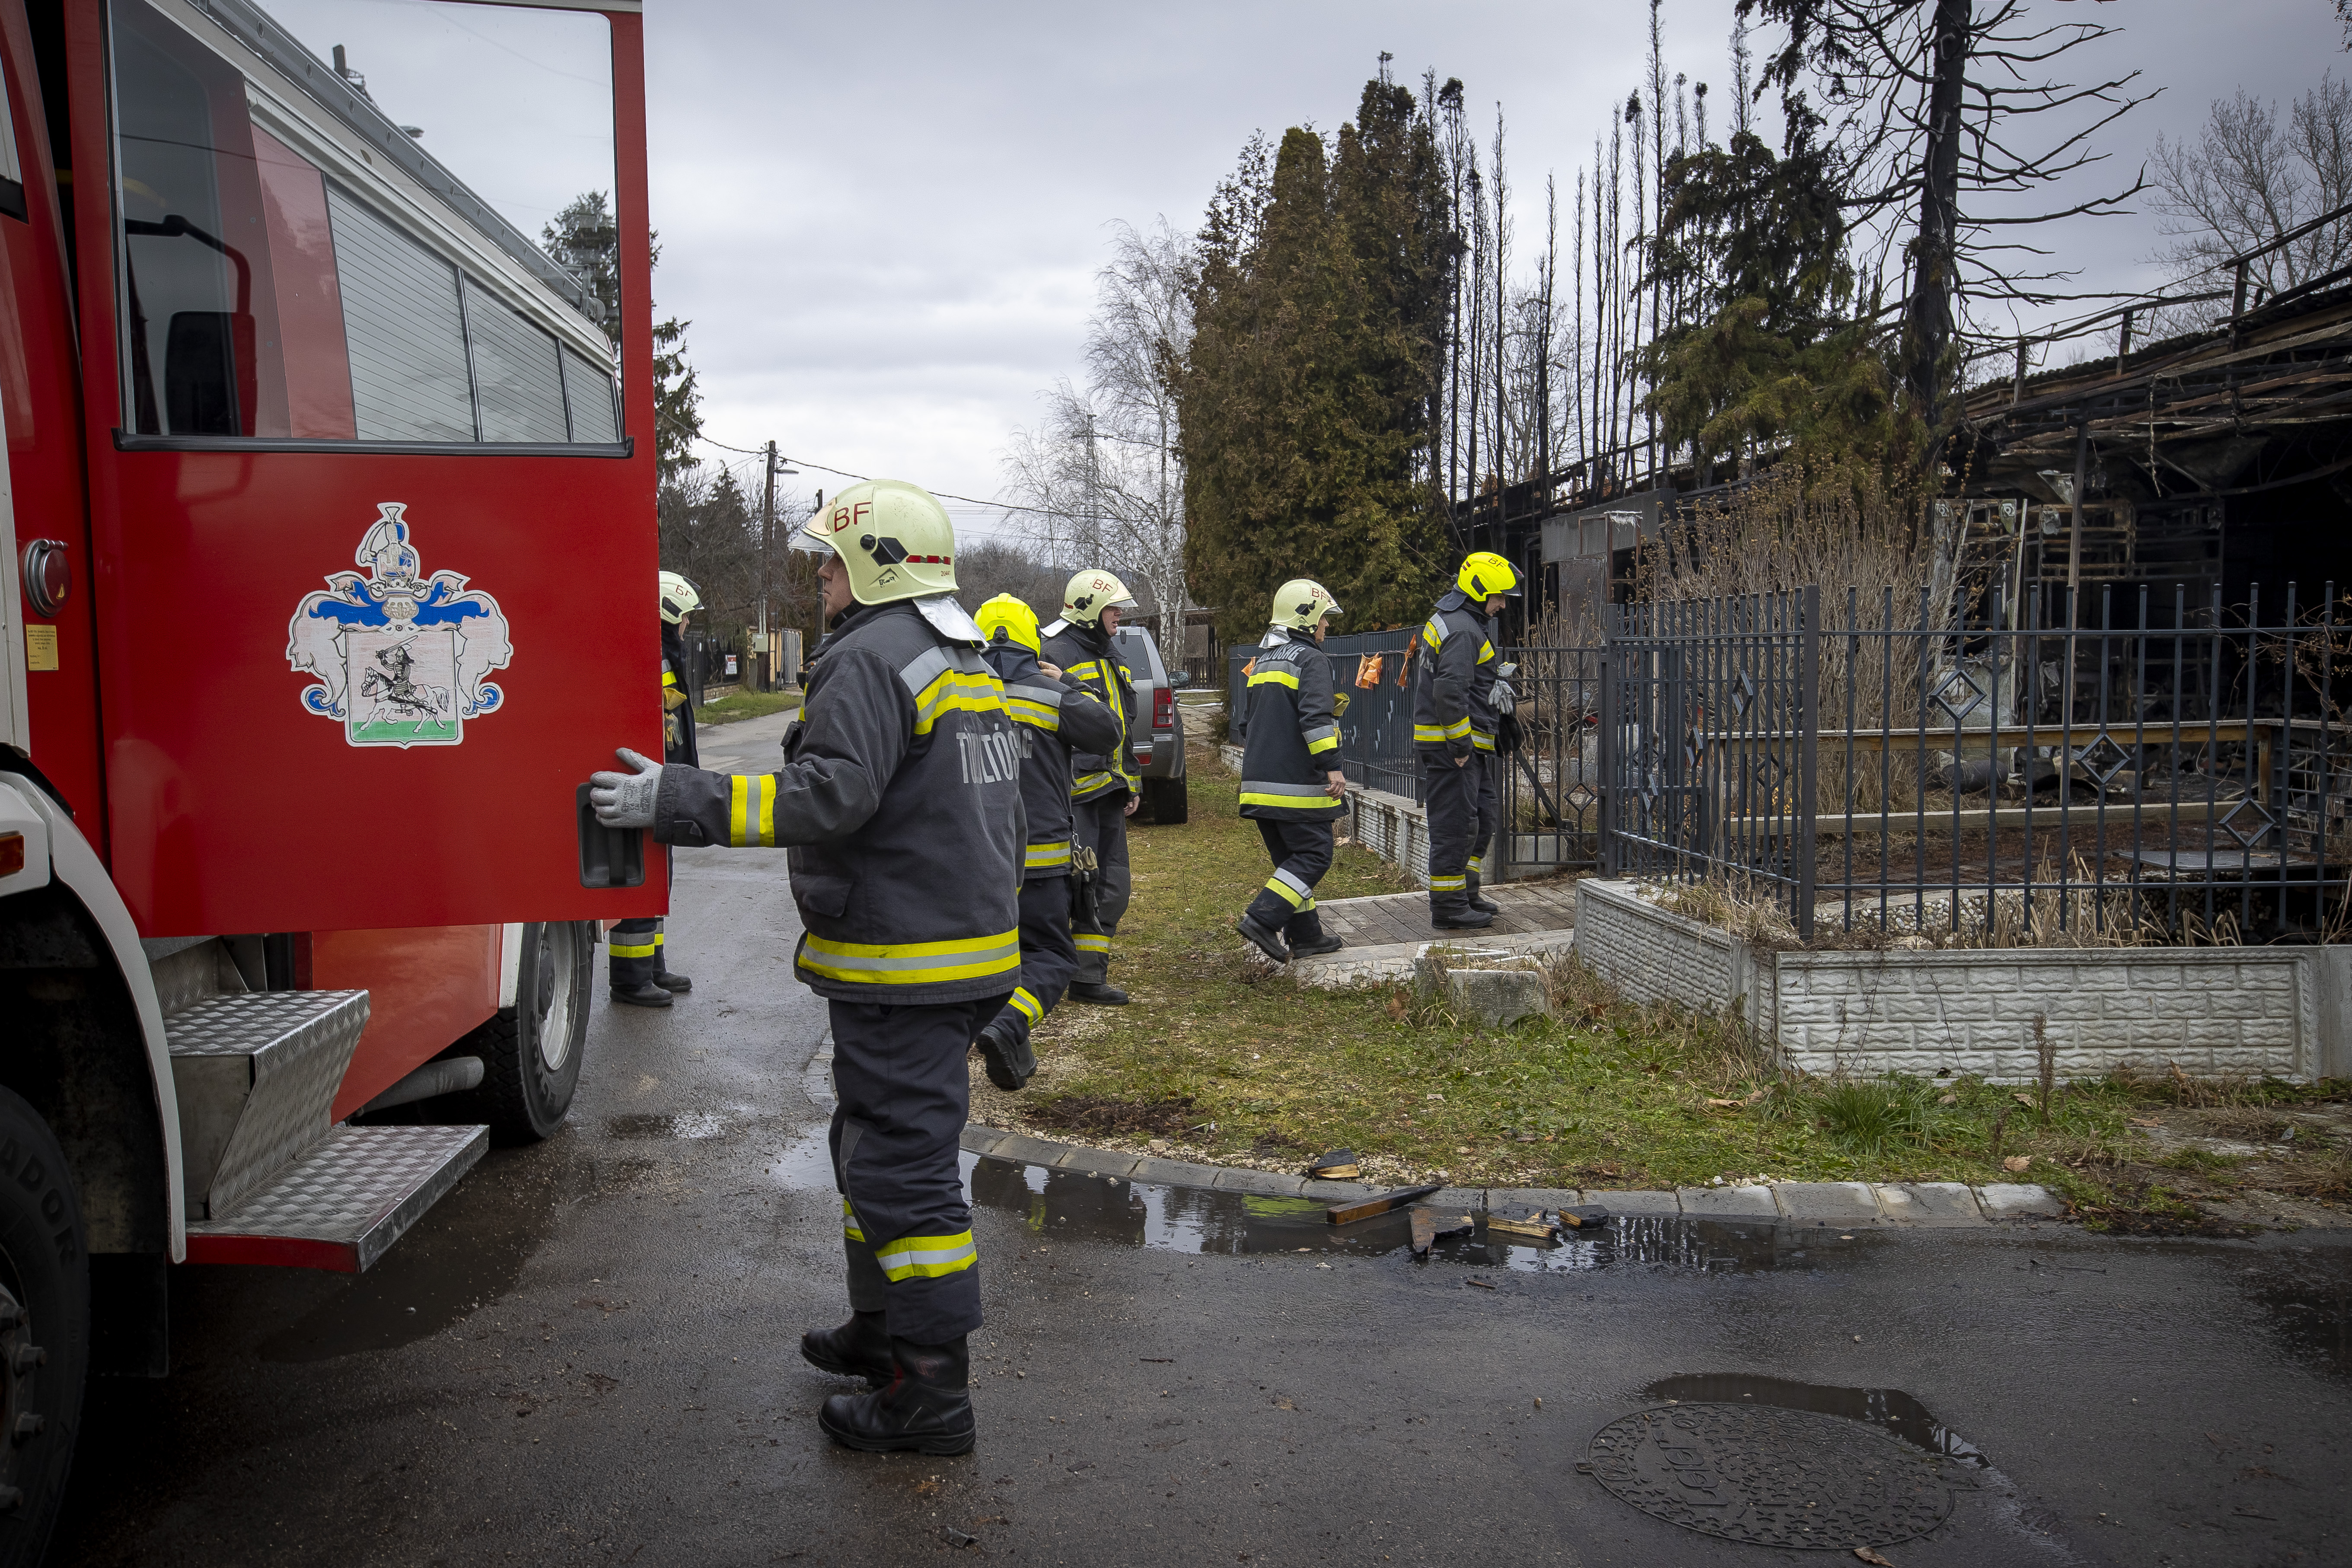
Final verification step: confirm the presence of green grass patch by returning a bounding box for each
[991,750,2352,1218]
[695,689,802,726]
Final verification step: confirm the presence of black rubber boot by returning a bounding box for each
[975,1020,1036,1091]
[654,971,694,993]
[1065,981,1129,1007]
[1281,909,1341,959]
[819,1336,976,1456]
[610,982,674,1008]
[1465,876,1500,916]
[800,1310,892,1387]
[1429,894,1495,930]
[1235,913,1292,964]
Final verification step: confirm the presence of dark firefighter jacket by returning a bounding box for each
[648,599,1025,1005]
[982,637,1121,879]
[1239,628,1345,822]
[661,623,699,767]
[1039,619,1136,803]
[1412,588,1501,758]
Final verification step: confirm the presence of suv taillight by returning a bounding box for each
[1153,686,1173,731]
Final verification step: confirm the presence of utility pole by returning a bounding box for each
[1082,411,1100,564]
[759,441,777,690]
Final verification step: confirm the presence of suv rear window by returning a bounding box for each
[1115,628,1166,683]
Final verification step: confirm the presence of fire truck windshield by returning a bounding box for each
[108,0,621,446]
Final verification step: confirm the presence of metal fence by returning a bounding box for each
[1600,583,2350,943]
[1495,645,1606,876]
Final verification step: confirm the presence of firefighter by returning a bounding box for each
[970,593,1122,1089]
[609,571,704,1007]
[1234,579,1348,964]
[1414,551,1522,928]
[588,480,1022,1457]
[1040,569,1141,1006]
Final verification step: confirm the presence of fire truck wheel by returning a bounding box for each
[458,921,593,1143]
[0,1087,89,1568]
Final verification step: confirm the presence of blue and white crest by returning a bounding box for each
[285,504,513,748]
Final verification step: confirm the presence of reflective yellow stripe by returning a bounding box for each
[911,669,1007,736]
[1428,875,1467,891]
[1446,717,1472,738]
[1005,695,1061,730]
[799,929,1021,986]
[1413,724,1451,743]
[1011,987,1044,1025]
[1479,641,1495,661]
[727,774,779,847]
[842,1196,864,1244]
[1472,731,1496,752]
[1238,791,1345,812]
[1421,617,1445,647]
[1074,933,1110,953]
[876,1230,978,1281]
[1264,871,1309,908]
[1248,669,1300,689]
[609,934,663,958]
[662,671,679,688]
[1025,840,1072,869]
[1307,734,1339,755]
[1071,770,1115,797]
[1467,855,1484,875]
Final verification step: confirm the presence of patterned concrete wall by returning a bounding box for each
[1572,879,2320,1081]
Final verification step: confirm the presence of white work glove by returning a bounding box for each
[589,747,663,829]
[1489,679,1517,717]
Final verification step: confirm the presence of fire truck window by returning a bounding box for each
[323,184,474,442]
[561,345,619,445]
[463,275,566,444]
[252,129,356,439]
[0,46,25,223]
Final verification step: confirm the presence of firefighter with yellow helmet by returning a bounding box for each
[1234,579,1349,963]
[589,480,1022,1456]
[1040,570,1143,1005]
[971,592,1122,1087]
[1413,551,1522,927]
[609,570,704,1006]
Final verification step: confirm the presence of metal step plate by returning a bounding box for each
[168,990,372,1218]
[183,1123,487,1272]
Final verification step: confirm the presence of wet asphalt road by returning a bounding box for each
[43,716,2352,1568]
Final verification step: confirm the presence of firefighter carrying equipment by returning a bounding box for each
[799,479,962,606]
[1240,625,1346,822]
[1455,550,1523,601]
[637,598,1025,1007]
[1268,577,1342,632]
[659,570,703,624]
[1056,568,1138,629]
[1412,587,1505,759]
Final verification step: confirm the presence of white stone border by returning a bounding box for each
[1572,879,2349,1081]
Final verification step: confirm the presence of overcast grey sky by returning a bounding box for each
[625,1,2342,531]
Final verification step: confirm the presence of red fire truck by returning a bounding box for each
[0,0,660,1558]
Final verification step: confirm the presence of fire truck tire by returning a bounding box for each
[0,1087,89,1568]
[454,921,593,1144]
[1144,776,1189,825]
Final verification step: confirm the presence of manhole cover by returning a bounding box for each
[1584,1403,1957,1549]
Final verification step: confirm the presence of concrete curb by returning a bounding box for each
[958,1125,2066,1226]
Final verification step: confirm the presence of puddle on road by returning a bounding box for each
[964,1154,1874,1274]
[1639,1373,1987,1466]
[605,1109,733,1140]
[2238,1250,2352,1379]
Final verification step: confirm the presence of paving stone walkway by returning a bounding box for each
[959,1125,2067,1226]
[1289,878,1580,986]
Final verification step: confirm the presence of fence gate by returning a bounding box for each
[1600,589,1821,934]
[1495,645,1606,876]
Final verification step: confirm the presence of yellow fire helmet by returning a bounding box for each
[975,593,1042,654]
[1269,577,1342,631]
[798,479,959,605]
[658,570,702,624]
[1061,569,1139,628]
[1456,550,1523,600]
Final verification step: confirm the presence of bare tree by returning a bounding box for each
[2146,76,2352,332]
[1000,219,1196,653]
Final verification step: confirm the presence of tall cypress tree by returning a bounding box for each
[1180,76,1458,643]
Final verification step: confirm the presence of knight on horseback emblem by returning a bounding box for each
[284,503,512,749]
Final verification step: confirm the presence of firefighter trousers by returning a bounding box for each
[1068,794,1131,985]
[1245,819,1335,945]
[609,853,673,988]
[829,993,1006,1345]
[981,875,1080,1048]
[1421,750,1498,897]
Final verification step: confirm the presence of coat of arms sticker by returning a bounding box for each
[285,504,512,748]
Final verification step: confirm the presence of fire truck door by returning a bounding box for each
[66,0,664,937]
